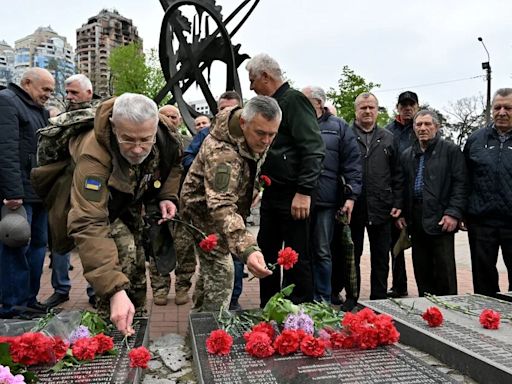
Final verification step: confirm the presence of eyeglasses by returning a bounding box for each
[113,131,156,147]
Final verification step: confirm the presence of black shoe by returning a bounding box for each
[343,297,357,312]
[28,301,49,312]
[229,301,242,311]
[88,295,97,309]
[331,293,343,306]
[43,293,69,308]
[387,289,408,298]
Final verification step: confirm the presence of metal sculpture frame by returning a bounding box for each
[157,0,260,133]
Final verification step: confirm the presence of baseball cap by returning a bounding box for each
[398,91,419,105]
[0,206,31,247]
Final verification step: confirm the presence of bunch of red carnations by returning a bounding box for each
[206,308,400,359]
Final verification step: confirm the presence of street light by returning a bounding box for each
[478,37,492,125]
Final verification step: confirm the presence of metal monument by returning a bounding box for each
[157,0,260,133]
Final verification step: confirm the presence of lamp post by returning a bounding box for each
[478,37,492,125]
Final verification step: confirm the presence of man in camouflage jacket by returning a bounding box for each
[67,93,182,335]
[179,95,281,312]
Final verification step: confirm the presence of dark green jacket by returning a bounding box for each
[261,82,325,195]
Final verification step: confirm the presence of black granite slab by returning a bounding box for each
[363,295,512,383]
[189,312,456,384]
[32,317,149,384]
[496,291,512,302]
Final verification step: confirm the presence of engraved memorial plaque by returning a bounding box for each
[189,312,456,384]
[363,295,512,383]
[32,318,149,384]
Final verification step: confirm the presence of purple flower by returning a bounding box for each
[283,310,314,334]
[0,364,26,383]
[69,325,91,344]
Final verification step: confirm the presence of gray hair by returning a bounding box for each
[492,88,512,104]
[241,95,282,124]
[112,93,158,127]
[414,109,440,126]
[245,53,284,81]
[65,74,93,92]
[303,85,326,107]
[20,67,52,83]
[354,92,379,108]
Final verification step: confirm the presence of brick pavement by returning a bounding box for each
[37,231,509,342]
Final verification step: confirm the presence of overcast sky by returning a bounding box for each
[3,0,512,115]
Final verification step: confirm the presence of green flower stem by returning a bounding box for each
[171,218,207,239]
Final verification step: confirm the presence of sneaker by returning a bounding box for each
[175,290,190,305]
[153,295,168,306]
[43,293,69,308]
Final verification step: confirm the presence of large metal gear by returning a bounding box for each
[156,0,260,133]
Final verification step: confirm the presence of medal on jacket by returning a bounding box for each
[153,180,161,189]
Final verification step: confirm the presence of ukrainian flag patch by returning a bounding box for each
[85,178,102,191]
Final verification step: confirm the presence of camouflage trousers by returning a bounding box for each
[148,257,171,298]
[174,223,198,293]
[97,219,147,318]
[193,248,234,312]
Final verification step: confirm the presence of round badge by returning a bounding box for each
[153,180,161,189]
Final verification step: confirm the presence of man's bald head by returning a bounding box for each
[159,105,181,128]
[20,68,55,107]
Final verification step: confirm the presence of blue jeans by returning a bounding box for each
[0,203,47,315]
[230,256,244,304]
[51,251,72,295]
[311,207,337,302]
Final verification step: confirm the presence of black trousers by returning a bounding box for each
[411,204,457,296]
[467,221,512,297]
[258,187,314,307]
[390,224,408,293]
[349,220,391,300]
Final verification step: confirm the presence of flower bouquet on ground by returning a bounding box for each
[206,284,400,360]
[0,310,151,383]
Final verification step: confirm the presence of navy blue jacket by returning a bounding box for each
[0,83,49,202]
[182,127,209,172]
[314,111,362,207]
[385,117,416,155]
[464,124,512,228]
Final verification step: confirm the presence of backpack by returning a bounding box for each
[31,102,98,253]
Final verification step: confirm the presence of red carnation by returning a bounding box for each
[330,331,356,349]
[422,307,443,327]
[374,314,400,345]
[251,322,275,341]
[199,234,218,252]
[300,335,325,357]
[260,175,271,188]
[277,247,299,270]
[72,338,99,361]
[52,337,69,361]
[10,332,55,365]
[245,331,275,358]
[206,329,233,356]
[93,333,115,354]
[273,330,300,355]
[128,346,152,369]
[480,309,500,330]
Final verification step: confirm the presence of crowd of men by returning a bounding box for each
[0,52,511,336]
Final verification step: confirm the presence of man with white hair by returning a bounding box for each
[67,93,183,335]
[246,54,325,306]
[0,67,55,319]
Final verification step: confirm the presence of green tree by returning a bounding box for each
[108,43,170,104]
[327,65,389,125]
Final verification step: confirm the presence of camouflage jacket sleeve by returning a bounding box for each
[68,135,130,298]
[203,146,258,263]
[157,118,184,204]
